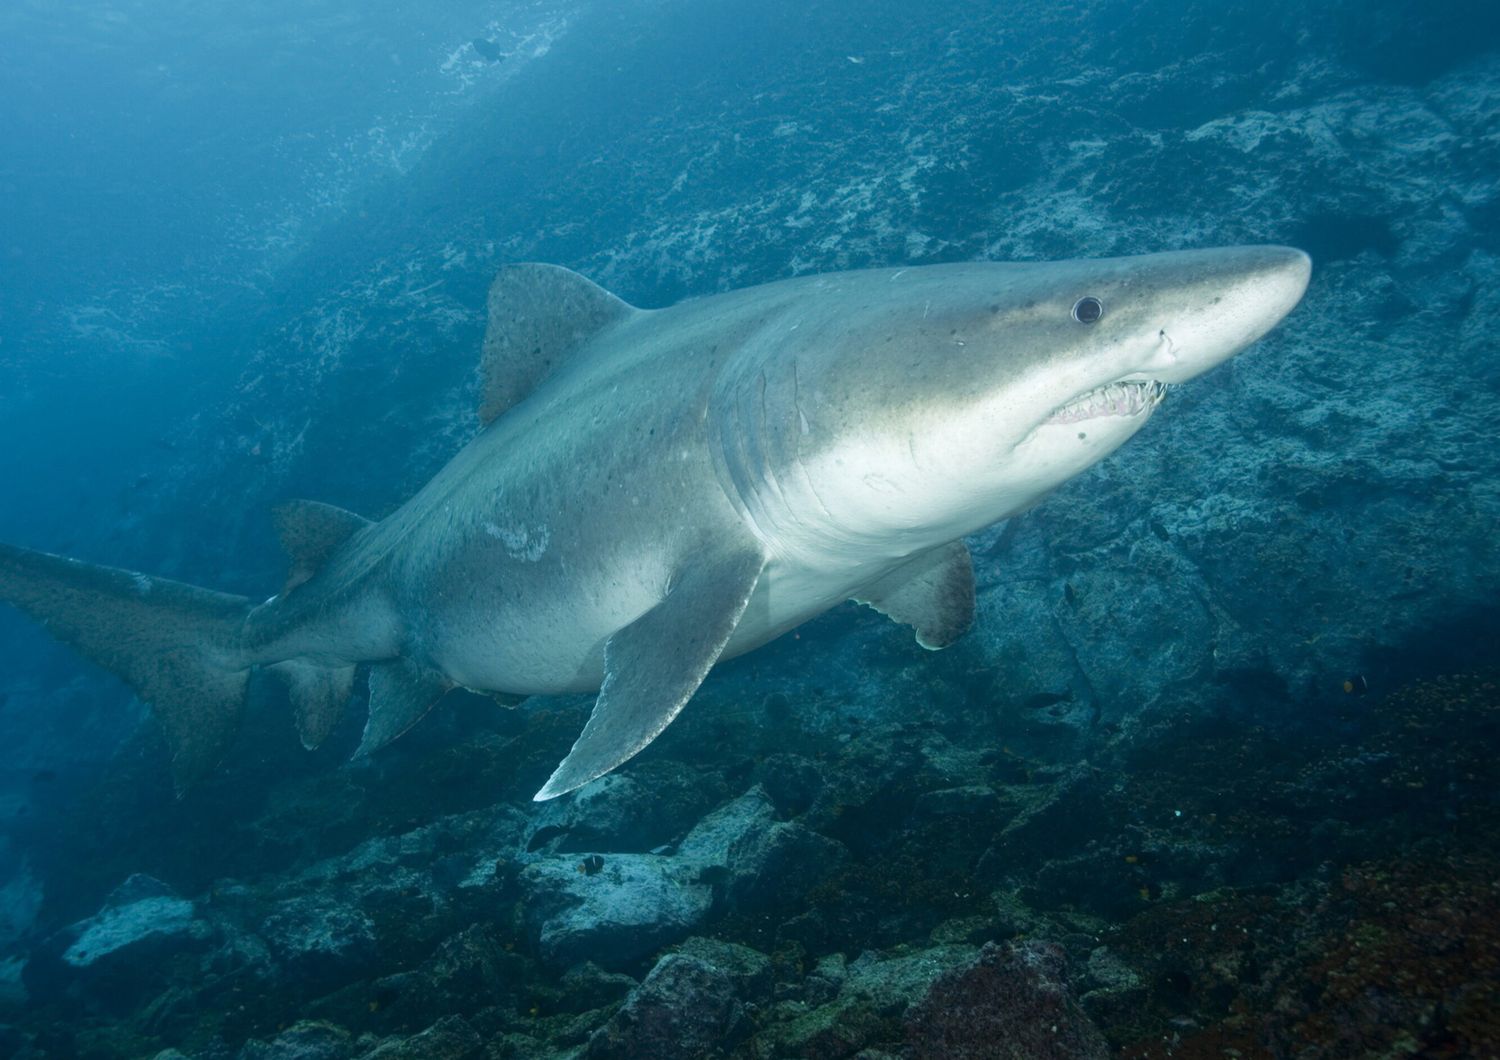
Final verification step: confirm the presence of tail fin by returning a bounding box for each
[0,542,253,792]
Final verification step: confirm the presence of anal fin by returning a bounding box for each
[534,546,767,801]
[854,539,975,650]
[356,658,453,757]
[265,660,357,749]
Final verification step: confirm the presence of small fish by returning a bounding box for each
[1021,691,1072,710]
[577,854,605,876]
[1342,674,1368,695]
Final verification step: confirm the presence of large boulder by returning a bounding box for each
[524,769,717,854]
[757,945,979,1058]
[904,940,1108,1059]
[259,893,377,988]
[25,874,213,1005]
[519,854,713,970]
[585,941,772,1059]
[520,785,843,969]
[725,819,848,910]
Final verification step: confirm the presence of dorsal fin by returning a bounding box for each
[479,263,636,426]
[272,499,371,593]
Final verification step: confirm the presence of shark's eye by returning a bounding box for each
[1072,296,1104,324]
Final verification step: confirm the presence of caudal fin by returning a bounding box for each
[0,542,253,792]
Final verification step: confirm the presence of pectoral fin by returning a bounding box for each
[854,539,975,649]
[534,547,767,801]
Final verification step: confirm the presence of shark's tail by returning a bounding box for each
[0,542,253,793]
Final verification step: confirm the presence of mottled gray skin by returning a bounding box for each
[245,247,1310,702]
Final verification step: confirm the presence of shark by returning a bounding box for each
[0,246,1310,800]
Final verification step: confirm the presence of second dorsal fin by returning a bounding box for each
[272,499,371,593]
[479,263,637,426]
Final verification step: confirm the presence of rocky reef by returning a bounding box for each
[1,0,1499,1056]
[2,671,1498,1056]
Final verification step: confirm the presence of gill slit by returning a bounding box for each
[788,360,838,524]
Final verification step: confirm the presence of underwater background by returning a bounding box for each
[1,0,1498,1056]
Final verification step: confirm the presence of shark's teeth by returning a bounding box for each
[1046,380,1167,425]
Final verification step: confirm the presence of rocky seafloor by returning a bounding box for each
[2,0,1499,1056]
[3,665,1498,1058]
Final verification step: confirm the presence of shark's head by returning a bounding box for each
[717,246,1310,565]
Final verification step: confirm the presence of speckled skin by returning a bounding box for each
[242,247,1310,699]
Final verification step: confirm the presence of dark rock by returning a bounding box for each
[760,945,978,1058]
[584,951,757,1059]
[396,923,520,1014]
[674,937,773,999]
[904,940,1108,1059]
[912,785,999,819]
[354,1016,482,1060]
[237,1020,353,1060]
[804,952,848,1006]
[726,820,848,910]
[754,753,825,816]
[525,767,717,857]
[260,894,377,987]
[1078,946,1148,1025]
[559,960,638,1011]
[776,908,831,952]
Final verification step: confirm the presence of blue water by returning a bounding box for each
[1,1,1497,1056]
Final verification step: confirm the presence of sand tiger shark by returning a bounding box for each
[0,247,1310,800]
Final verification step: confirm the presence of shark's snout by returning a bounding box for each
[1247,244,1313,332]
[1146,244,1312,386]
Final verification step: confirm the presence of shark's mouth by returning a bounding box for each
[1045,379,1167,425]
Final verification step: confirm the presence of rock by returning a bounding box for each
[804,953,847,1006]
[842,945,978,1016]
[904,940,1108,1059]
[525,769,713,853]
[725,820,848,910]
[584,950,759,1059]
[674,783,848,910]
[756,999,886,1059]
[260,894,377,987]
[754,754,826,816]
[354,1016,482,1060]
[559,961,638,1011]
[912,785,999,819]
[237,1020,353,1060]
[520,854,712,970]
[520,785,839,969]
[62,877,212,971]
[929,916,997,946]
[25,874,213,1005]
[1079,945,1148,1025]
[674,937,773,998]
[758,945,978,1059]
[1084,945,1142,993]
[676,786,778,864]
